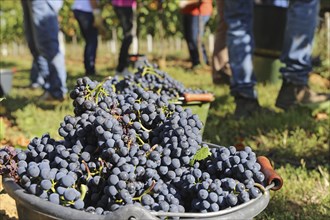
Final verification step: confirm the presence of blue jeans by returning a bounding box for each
[182,14,210,67]
[224,0,319,99]
[73,10,98,75]
[22,1,48,86]
[114,7,136,72]
[22,0,67,99]
[30,56,48,86]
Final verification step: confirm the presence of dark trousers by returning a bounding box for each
[73,10,98,75]
[114,6,136,72]
[182,14,210,67]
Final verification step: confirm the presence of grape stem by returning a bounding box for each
[141,67,162,78]
[127,139,133,150]
[146,144,158,157]
[80,184,88,200]
[82,160,92,180]
[139,121,152,132]
[132,180,156,202]
[98,158,104,175]
[50,179,56,193]
[136,135,145,145]
[85,79,109,103]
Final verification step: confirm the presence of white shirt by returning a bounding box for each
[72,0,93,13]
[48,0,64,13]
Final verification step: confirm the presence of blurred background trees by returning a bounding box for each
[0,0,217,44]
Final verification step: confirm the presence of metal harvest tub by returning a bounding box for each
[0,69,13,96]
[2,143,283,220]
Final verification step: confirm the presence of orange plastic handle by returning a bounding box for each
[257,156,283,191]
[183,93,215,102]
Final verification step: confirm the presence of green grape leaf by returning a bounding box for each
[0,97,5,102]
[190,146,211,166]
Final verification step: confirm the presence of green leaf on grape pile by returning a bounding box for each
[190,146,211,166]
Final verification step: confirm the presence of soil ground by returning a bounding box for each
[0,176,18,220]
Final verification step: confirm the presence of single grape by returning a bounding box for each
[198,189,209,200]
[49,193,60,204]
[40,179,52,190]
[61,175,75,187]
[64,188,77,201]
[27,166,40,178]
[226,193,238,206]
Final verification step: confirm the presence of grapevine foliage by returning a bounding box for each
[190,146,212,166]
[2,0,217,43]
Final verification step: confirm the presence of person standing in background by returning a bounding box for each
[180,0,213,69]
[72,0,103,76]
[212,0,231,85]
[112,0,137,76]
[22,1,49,89]
[224,0,329,118]
[28,56,48,89]
[21,0,67,101]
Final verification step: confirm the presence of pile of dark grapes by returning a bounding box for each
[0,66,267,218]
[111,62,209,100]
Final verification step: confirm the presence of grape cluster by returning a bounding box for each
[69,62,209,118]
[0,146,19,181]
[0,65,267,218]
[69,76,119,116]
[112,62,209,100]
[172,146,265,212]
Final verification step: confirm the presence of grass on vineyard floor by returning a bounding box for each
[0,51,329,220]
